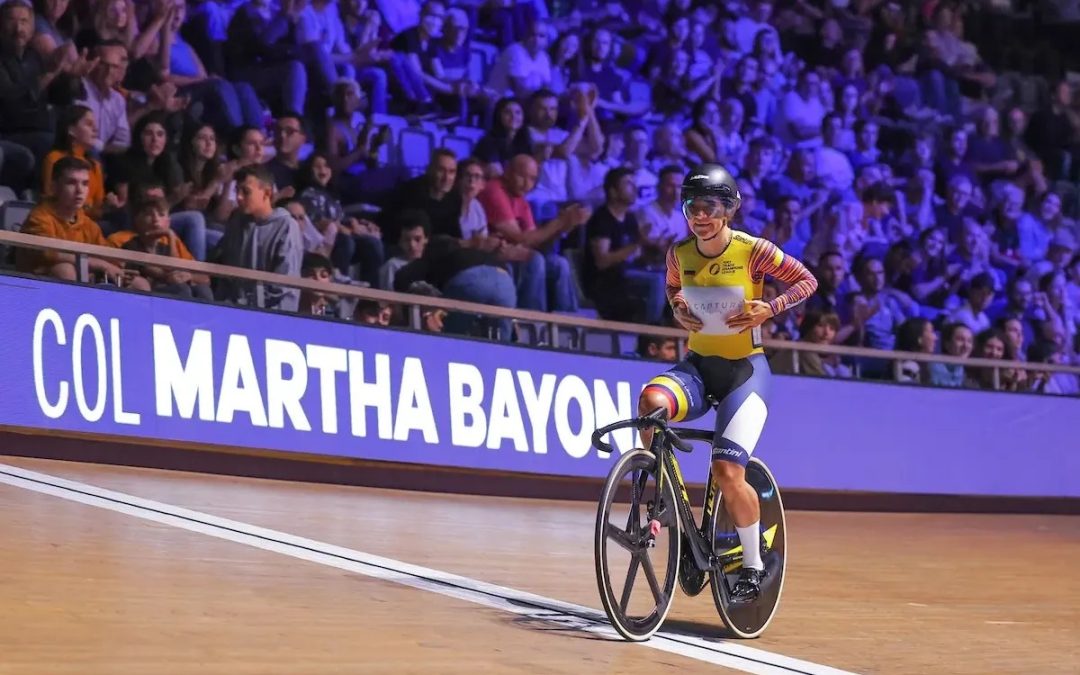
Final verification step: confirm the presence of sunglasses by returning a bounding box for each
[682,196,736,220]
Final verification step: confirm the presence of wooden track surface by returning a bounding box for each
[1,456,1078,675]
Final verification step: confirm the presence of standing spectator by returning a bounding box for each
[583,167,666,324]
[18,156,146,290]
[213,164,304,312]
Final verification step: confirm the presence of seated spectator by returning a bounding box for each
[486,19,552,99]
[212,165,304,312]
[894,317,938,385]
[815,114,855,192]
[424,7,495,124]
[382,149,460,240]
[454,158,488,240]
[110,196,212,301]
[989,182,1050,271]
[623,124,658,204]
[998,316,1028,362]
[947,272,996,334]
[839,255,913,377]
[76,39,131,156]
[474,97,533,177]
[281,196,335,264]
[178,122,233,239]
[966,328,1016,391]
[927,322,973,388]
[379,210,429,291]
[267,112,309,198]
[1028,341,1080,395]
[324,79,391,199]
[355,298,393,326]
[636,165,687,269]
[771,310,850,378]
[935,128,976,196]
[392,234,517,341]
[760,196,806,259]
[225,0,308,116]
[776,69,825,149]
[477,153,587,313]
[41,105,109,220]
[805,250,848,316]
[636,335,678,362]
[1,1,94,164]
[298,253,336,317]
[298,152,385,284]
[527,88,598,207]
[986,275,1039,348]
[18,156,147,290]
[684,98,724,166]
[649,122,689,175]
[583,167,666,324]
[154,0,263,131]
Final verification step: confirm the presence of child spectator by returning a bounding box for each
[111,196,212,301]
[379,211,429,291]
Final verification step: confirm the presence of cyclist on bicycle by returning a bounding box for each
[638,163,817,603]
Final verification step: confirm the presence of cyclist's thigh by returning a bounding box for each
[643,355,712,422]
[711,353,772,466]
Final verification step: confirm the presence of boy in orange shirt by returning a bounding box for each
[18,157,149,291]
[109,197,213,301]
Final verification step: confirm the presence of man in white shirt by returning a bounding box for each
[635,165,685,269]
[731,0,777,56]
[777,69,825,149]
[77,40,131,155]
[487,20,552,98]
[624,124,658,205]
[948,272,995,334]
[815,113,855,192]
[527,88,580,205]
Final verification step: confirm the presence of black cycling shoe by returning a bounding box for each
[729,567,765,603]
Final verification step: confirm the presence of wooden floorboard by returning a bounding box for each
[2,456,1078,674]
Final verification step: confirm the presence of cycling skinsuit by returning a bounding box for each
[644,230,817,465]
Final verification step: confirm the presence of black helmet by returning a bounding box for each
[681,163,742,212]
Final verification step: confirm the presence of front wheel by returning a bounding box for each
[594,449,681,642]
[709,457,788,639]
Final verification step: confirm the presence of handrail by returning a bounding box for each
[2,229,1079,377]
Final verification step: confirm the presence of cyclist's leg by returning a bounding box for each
[709,354,771,576]
[638,354,710,450]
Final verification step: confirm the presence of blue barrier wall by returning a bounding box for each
[1,276,1077,498]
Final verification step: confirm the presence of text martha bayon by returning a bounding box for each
[30,309,642,455]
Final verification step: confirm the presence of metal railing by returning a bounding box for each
[2,229,1079,389]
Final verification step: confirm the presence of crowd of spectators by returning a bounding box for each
[2,0,1080,395]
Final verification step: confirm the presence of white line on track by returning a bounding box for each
[0,462,858,675]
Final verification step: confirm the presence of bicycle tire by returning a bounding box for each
[708,457,788,639]
[594,449,681,642]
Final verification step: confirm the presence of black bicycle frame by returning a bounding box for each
[651,427,719,574]
[591,414,722,573]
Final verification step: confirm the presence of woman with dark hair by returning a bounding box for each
[177,122,234,247]
[41,105,110,218]
[894,317,937,384]
[684,97,723,165]
[116,112,210,260]
[966,328,1014,390]
[928,322,972,387]
[473,97,532,176]
[908,226,960,308]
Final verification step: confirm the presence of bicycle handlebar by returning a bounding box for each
[590,412,694,455]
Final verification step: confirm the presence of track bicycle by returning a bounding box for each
[591,407,787,641]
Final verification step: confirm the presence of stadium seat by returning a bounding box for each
[442,135,474,160]
[0,200,33,231]
[398,127,435,172]
[0,186,16,205]
[453,126,486,143]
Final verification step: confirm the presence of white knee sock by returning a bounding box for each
[736,522,763,571]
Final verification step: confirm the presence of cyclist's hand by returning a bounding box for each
[673,300,703,332]
[726,300,774,332]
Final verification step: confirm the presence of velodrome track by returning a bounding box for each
[1,454,1077,674]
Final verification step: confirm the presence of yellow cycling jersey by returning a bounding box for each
[666,230,816,360]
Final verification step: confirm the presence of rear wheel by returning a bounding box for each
[708,457,787,638]
[594,449,681,641]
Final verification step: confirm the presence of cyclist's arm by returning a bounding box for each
[749,238,818,315]
[665,244,685,307]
